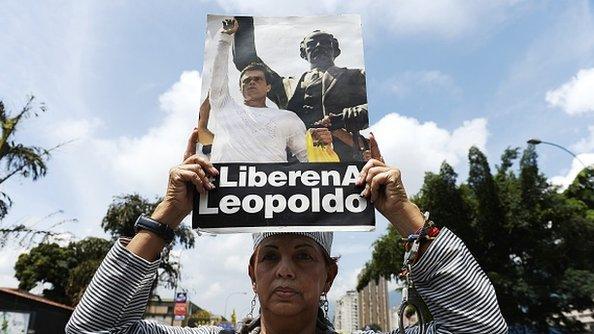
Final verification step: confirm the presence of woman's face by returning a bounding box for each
[249,235,337,317]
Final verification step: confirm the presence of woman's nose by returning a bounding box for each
[275,258,296,279]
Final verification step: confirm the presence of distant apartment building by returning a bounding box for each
[334,290,359,333]
[358,276,390,332]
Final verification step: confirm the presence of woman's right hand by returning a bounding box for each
[151,128,219,229]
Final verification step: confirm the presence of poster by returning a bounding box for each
[193,14,373,232]
[174,292,187,320]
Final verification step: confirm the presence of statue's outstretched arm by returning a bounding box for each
[232,16,288,109]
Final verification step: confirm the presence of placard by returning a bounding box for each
[193,14,372,232]
[193,162,374,232]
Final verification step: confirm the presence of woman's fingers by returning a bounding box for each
[178,164,215,190]
[184,154,219,176]
[172,168,206,194]
[369,171,392,203]
[184,128,200,161]
[360,166,389,198]
[369,132,384,163]
[356,158,386,186]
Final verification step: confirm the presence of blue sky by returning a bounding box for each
[1,0,594,325]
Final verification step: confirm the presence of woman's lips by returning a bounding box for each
[273,287,298,299]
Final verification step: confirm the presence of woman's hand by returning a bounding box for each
[356,133,425,236]
[151,128,219,229]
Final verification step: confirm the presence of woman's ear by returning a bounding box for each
[248,263,257,292]
[324,262,338,292]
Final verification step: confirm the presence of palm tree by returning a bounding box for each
[0,96,70,247]
[0,96,50,219]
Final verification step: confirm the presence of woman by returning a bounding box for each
[66,130,508,333]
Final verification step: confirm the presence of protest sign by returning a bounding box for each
[193,14,372,232]
[193,162,374,232]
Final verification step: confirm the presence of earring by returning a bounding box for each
[320,292,329,317]
[247,293,258,319]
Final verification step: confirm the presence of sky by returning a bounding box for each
[1,0,594,323]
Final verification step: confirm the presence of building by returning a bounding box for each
[334,290,359,333]
[144,296,203,326]
[0,287,74,334]
[358,276,390,332]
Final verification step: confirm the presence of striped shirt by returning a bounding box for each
[66,228,508,333]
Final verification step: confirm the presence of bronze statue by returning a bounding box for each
[232,16,369,162]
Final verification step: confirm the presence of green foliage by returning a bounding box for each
[14,237,113,305]
[565,167,594,209]
[187,309,213,326]
[14,193,197,305]
[101,194,196,288]
[357,145,594,331]
[0,97,50,220]
[0,97,67,248]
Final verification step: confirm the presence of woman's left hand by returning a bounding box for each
[356,134,425,235]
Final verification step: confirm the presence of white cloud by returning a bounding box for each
[49,118,103,143]
[363,114,488,192]
[107,71,202,194]
[572,125,594,153]
[0,247,25,288]
[546,68,594,116]
[550,153,594,190]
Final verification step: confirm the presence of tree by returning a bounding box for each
[101,193,196,289]
[14,237,112,305]
[0,97,68,247]
[187,309,213,326]
[565,167,594,210]
[358,146,594,332]
[14,194,197,305]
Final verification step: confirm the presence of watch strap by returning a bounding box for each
[134,215,175,243]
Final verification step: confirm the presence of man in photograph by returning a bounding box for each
[208,19,308,163]
[232,16,369,162]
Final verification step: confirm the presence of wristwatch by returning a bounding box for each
[134,216,175,243]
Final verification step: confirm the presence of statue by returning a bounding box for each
[232,16,369,162]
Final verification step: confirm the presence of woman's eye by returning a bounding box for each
[262,253,278,261]
[296,252,313,261]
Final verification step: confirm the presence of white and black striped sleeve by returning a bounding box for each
[405,227,508,334]
[65,239,222,334]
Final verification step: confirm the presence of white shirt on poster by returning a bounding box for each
[208,33,307,163]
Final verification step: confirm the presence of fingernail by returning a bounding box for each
[360,190,366,197]
[210,167,219,175]
[208,182,215,189]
